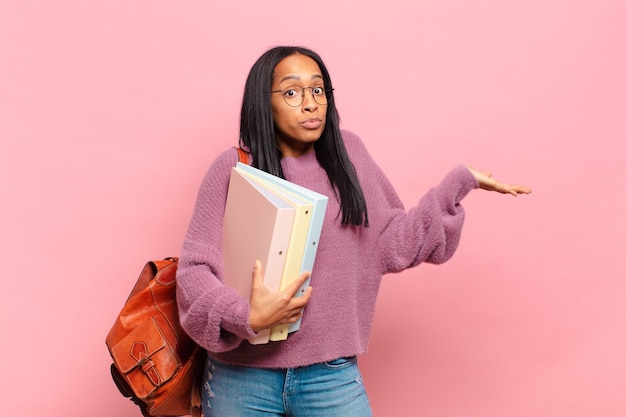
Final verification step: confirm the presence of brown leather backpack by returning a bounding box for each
[106,257,205,417]
[106,149,248,416]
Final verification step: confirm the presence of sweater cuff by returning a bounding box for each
[443,165,479,204]
[220,292,257,340]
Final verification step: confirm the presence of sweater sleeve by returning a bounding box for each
[342,131,478,274]
[378,165,478,273]
[176,148,257,352]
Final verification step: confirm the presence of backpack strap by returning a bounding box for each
[236,147,250,165]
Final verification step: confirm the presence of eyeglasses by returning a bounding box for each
[270,86,334,107]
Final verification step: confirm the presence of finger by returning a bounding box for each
[290,286,313,308]
[284,271,312,297]
[505,184,532,196]
[514,185,532,194]
[498,183,518,196]
[287,309,304,323]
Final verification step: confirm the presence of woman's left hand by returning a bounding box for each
[466,166,532,197]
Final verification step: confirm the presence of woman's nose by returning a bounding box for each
[301,89,318,112]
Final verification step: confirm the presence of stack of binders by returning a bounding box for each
[222,162,328,345]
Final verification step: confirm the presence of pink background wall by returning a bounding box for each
[1,1,624,415]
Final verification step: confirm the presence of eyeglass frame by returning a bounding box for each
[270,86,334,107]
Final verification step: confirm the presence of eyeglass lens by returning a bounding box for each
[283,86,329,107]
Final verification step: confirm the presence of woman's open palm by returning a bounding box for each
[466,166,532,197]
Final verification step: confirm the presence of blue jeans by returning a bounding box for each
[202,356,373,417]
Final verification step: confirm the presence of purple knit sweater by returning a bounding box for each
[176,130,478,368]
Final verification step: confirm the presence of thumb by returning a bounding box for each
[251,260,265,288]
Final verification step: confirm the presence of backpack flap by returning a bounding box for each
[110,317,180,399]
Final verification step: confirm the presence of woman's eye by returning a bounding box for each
[284,89,299,97]
[312,87,324,95]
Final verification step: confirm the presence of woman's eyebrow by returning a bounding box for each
[278,74,323,84]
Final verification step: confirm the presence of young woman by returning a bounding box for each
[176,46,531,416]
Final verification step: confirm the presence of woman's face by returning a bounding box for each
[271,54,328,158]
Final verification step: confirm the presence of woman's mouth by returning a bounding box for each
[300,118,323,129]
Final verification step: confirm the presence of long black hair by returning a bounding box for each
[239,46,368,227]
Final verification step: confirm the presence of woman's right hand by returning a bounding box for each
[248,260,313,333]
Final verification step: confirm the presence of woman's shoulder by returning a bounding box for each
[197,147,242,188]
[206,147,245,172]
[340,129,374,164]
[340,129,364,148]
[217,146,244,164]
